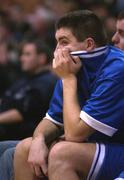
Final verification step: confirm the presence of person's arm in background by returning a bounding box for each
[0,109,23,123]
[0,87,52,124]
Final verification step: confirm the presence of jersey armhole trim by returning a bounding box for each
[45,113,63,127]
[80,111,117,136]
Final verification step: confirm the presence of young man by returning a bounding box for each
[0,39,57,140]
[14,10,124,180]
[112,11,124,50]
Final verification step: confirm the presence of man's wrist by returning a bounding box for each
[33,134,45,144]
[62,74,77,87]
[62,74,77,81]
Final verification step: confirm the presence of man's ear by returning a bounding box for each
[38,53,47,65]
[85,38,96,51]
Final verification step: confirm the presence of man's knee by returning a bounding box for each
[14,137,32,158]
[49,141,95,161]
[49,141,96,170]
[0,148,15,179]
[48,141,73,176]
[48,142,96,179]
[49,141,71,162]
[2,148,15,163]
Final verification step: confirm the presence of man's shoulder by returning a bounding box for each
[100,46,124,80]
[107,46,124,61]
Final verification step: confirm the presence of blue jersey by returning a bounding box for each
[46,45,124,144]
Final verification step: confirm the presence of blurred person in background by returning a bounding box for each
[88,1,109,20]
[112,11,124,50]
[115,0,124,15]
[0,15,23,96]
[0,14,11,44]
[0,42,12,96]
[82,1,117,44]
[0,39,57,140]
[28,0,83,50]
[7,4,33,42]
[104,15,116,44]
[0,41,24,96]
[46,0,82,18]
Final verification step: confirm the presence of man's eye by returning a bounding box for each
[118,30,124,37]
[61,41,68,45]
[120,33,124,37]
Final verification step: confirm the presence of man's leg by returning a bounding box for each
[0,140,19,180]
[14,139,96,180]
[0,140,19,157]
[48,141,96,180]
[14,137,35,180]
[14,137,46,180]
[0,147,15,180]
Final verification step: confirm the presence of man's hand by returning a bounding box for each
[28,136,49,178]
[53,48,82,79]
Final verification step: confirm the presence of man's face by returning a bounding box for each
[20,43,40,73]
[55,28,87,53]
[112,19,124,50]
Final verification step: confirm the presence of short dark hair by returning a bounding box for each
[21,39,52,64]
[118,11,124,20]
[56,10,107,46]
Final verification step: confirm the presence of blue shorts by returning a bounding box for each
[87,143,124,180]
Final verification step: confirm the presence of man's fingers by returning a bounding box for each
[42,162,48,176]
[52,58,56,68]
[72,56,82,65]
[34,165,44,177]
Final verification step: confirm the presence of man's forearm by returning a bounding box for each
[63,75,95,142]
[62,75,82,140]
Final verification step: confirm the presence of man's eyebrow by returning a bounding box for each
[57,36,69,41]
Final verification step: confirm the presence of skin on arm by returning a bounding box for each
[53,48,95,142]
[14,118,63,180]
[0,109,23,123]
[63,75,95,142]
